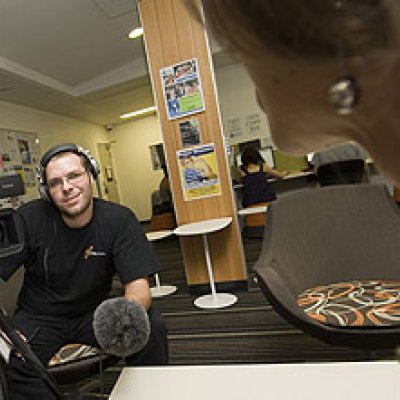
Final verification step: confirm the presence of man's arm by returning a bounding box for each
[124,278,152,310]
[263,163,289,178]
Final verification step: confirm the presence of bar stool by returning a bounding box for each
[145,230,177,298]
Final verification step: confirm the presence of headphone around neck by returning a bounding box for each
[38,143,100,202]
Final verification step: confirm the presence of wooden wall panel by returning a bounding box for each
[139,0,246,286]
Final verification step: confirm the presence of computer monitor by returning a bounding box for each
[236,153,241,167]
[273,149,309,172]
[259,147,275,168]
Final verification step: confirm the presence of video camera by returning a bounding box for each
[0,174,25,258]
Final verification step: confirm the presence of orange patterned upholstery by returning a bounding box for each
[298,280,400,327]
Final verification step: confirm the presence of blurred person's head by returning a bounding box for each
[192,0,400,185]
[241,147,264,167]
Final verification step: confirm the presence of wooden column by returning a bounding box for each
[139,0,247,290]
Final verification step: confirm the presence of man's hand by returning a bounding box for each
[124,278,151,309]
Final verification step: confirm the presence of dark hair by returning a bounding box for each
[43,151,90,183]
[198,0,392,59]
[241,146,264,166]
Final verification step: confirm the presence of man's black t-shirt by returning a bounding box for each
[5,199,159,317]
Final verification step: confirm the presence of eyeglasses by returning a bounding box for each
[47,170,87,190]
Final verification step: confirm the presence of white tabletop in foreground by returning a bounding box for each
[109,361,400,400]
[174,217,232,236]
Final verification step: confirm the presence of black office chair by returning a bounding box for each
[254,184,400,349]
[316,159,366,186]
[0,269,121,399]
[47,347,119,399]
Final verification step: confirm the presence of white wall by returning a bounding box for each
[107,115,164,221]
[214,63,272,147]
[0,100,107,160]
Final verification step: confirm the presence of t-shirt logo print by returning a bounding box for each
[84,245,107,259]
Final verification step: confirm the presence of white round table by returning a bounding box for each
[145,230,178,298]
[174,217,237,309]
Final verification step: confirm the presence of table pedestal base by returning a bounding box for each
[194,293,238,309]
[150,285,177,298]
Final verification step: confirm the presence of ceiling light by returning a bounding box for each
[120,106,157,119]
[128,27,144,39]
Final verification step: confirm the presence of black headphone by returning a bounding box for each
[38,143,100,202]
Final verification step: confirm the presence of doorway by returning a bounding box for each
[97,142,120,203]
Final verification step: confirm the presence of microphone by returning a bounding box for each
[93,297,150,357]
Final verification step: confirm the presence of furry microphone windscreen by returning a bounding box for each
[93,297,150,357]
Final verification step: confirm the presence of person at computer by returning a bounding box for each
[152,164,174,215]
[0,144,168,400]
[239,146,288,208]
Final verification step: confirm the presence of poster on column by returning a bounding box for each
[160,58,205,120]
[177,143,221,201]
[178,118,201,148]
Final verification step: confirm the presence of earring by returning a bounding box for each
[329,75,360,115]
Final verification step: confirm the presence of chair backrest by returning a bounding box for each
[254,184,400,295]
[317,159,366,186]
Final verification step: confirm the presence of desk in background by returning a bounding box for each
[268,170,317,195]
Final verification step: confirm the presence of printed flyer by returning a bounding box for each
[177,143,221,201]
[178,118,201,148]
[160,58,205,120]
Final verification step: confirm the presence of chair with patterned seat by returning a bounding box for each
[47,345,120,399]
[0,268,121,399]
[253,184,400,350]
